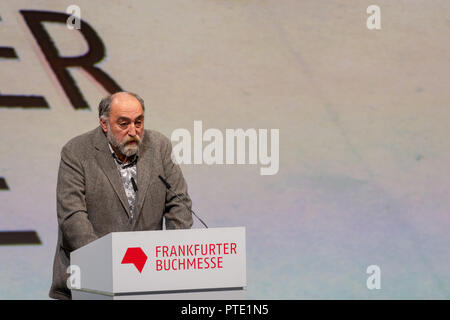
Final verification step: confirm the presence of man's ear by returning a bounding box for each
[100,117,108,133]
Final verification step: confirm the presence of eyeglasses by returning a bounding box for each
[117,119,144,130]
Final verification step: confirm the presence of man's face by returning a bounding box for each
[100,93,145,157]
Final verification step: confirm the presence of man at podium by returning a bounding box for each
[49,92,193,300]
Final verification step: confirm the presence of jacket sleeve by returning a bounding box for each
[56,144,98,252]
[161,136,194,229]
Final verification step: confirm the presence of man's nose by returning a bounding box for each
[128,123,137,136]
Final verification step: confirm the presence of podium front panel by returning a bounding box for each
[111,227,246,294]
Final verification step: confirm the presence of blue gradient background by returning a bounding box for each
[0,0,449,299]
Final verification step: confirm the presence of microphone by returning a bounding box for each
[158,175,208,228]
[131,177,138,192]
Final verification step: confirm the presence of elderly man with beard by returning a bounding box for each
[49,92,193,300]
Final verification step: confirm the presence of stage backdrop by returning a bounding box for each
[1,0,449,299]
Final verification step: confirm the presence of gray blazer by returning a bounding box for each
[49,126,193,299]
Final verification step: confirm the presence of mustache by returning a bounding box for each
[124,135,141,144]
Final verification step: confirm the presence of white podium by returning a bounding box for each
[70,227,246,300]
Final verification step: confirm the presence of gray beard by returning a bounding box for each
[106,125,144,158]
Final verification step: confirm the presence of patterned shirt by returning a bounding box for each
[108,144,138,221]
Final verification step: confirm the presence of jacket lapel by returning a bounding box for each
[134,131,158,218]
[93,127,132,219]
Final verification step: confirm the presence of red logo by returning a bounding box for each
[121,247,148,273]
